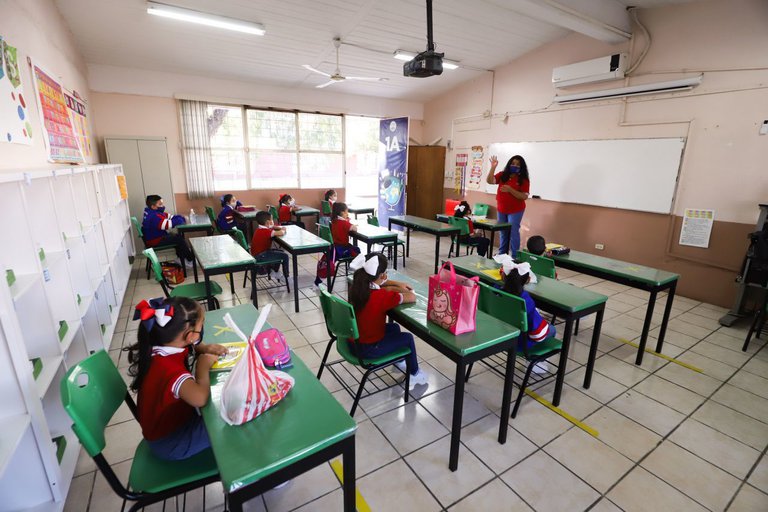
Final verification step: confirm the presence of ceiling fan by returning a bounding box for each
[302,38,388,88]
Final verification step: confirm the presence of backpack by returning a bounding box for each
[316,251,336,279]
[161,262,185,284]
[253,327,292,369]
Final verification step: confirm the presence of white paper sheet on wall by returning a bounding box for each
[679,208,715,248]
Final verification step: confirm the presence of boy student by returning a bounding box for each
[142,195,193,265]
[250,210,289,283]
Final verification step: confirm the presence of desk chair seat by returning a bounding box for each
[144,248,222,309]
[367,215,406,268]
[316,289,411,416]
[132,216,176,280]
[447,216,475,258]
[473,203,490,217]
[61,350,220,512]
[318,224,355,291]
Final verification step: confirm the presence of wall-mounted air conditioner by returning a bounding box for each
[553,75,703,104]
[552,53,627,88]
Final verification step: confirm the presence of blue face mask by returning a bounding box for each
[507,165,520,174]
[157,206,166,213]
[194,326,204,345]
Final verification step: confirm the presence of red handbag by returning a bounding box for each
[161,262,185,284]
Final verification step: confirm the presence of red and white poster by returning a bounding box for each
[454,153,468,194]
[466,145,485,190]
[31,61,83,163]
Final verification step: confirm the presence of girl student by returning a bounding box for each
[348,253,428,385]
[123,297,228,460]
[216,193,246,232]
[278,194,305,230]
[453,201,491,257]
[486,154,530,257]
[324,189,337,206]
[331,202,361,259]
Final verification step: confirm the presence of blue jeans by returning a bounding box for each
[255,250,289,277]
[520,323,557,353]
[351,323,419,374]
[147,415,211,461]
[497,211,525,257]
[335,244,360,259]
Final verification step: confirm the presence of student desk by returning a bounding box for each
[387,215,460,274]
[202,304,357,512]
[293,206,321,226]
[386,271,520,471]
[348,223,400,268]
[238,210,259,241]
[176,214,214,240]
[347,206,375,219]
[550,250,679,365]
[449,255,608,407]
[190,235,257,310]
[272,225,332,313]
[435,214,512,259]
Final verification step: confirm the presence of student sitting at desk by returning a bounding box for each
[250,210,289,284]
[217,194,246,232]
[278,194,305,230]
[331,202,361,259]
[526,235,552,257]
[324,189,337,207]
[142,194,193,266]
[453,201,491,257]
[123,297,227,460]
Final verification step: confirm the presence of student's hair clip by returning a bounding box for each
[350,253,379,276]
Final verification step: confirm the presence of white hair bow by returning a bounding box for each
[493,255,537,283]
[350,253,380,276]
[454,203,467,213]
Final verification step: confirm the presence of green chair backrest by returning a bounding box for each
[231,228,249,251]
[318,289,359,341]
[60,350,128,457]
[131,216,144,238]
[267,205,279,223]
[204,206,218,230]
[517,250,556,279]
[473,203,490,217]
[321,200,332,215]
[318,224,333,244]
[477,281,527,333]
[143,248,165,283]
[367,215,379,227]
[448,216,471,236]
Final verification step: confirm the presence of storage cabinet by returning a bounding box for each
[0,165,133,511]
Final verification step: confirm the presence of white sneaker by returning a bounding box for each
[408,369,429,387]
[269,270,284,284]
[184,259,194,269]
[532,361,549,375]
[394,360,407,373]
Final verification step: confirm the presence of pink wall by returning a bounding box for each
[0,0,97,171]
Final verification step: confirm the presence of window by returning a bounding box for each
[247,110,297,189]
[208,106,246,190]
[345,116,380,207]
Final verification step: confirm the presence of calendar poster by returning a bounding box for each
[31,61,83,163]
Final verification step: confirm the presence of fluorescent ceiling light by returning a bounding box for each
[553,76,702,104]
[147,2,265,35]
[393,50,459,69]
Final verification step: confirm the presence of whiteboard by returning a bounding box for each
[486,138,685,214]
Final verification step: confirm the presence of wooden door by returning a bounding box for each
[406,145,446,219]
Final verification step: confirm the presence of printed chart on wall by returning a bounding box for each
[454,152,468,194]
[679,208,715,248]
[64,89,92,159]
[31,61,84,163]
[466,146,484,191]
[0,36,33,145]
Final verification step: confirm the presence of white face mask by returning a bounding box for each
[289,199,296,206]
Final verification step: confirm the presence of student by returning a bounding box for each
[250,210,289,283]
[324,189,337,207]
[486,154,530,257]
[142,194,193,265]
[453,201,491,257]
[526,235,552,257]
[278,194,305,230]
[348,253,428,385]
[331,202,361,259]
[217,194,246,232]
[123,297,227,460]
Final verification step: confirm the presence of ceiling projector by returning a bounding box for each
[403,50,444,77]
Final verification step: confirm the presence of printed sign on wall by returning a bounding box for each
[64,89,91,159]
[378,117,409,230]
[466,146,485,191]
[0,37,32,145]
[454,153,468,195]
[31,61,83,163]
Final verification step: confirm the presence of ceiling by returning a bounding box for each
[55,0,704,102]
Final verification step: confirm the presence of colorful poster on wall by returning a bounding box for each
[467,145,485,191]
[64,89,91,159]
[454,153,468,195]
[116,175,128,200]
[0,37,33,145]
[378,117,409,231]
[31,61,83,163]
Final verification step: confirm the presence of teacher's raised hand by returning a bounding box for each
[486,155,499,184]
[489,155,498,169]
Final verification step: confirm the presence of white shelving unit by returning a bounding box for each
[0,165,134,511]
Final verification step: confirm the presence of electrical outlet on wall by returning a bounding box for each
[595,243,605,250]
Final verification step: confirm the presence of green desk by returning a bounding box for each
[388,215,460,274]
[435,214,512,259]
[551,250,679,365]
[272,225,332,312]
[177,214,215,240]
[294,206,321,226]
[190,235,257,309]
[449,255,608,407]
[202,304,357,512]
[238,210,259,241]
[348,223,401,269]
[385,271,520,471]
[348,206,375,219]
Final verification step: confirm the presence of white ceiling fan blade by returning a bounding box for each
[315,80,339,88]
[345,76,388,82]
[302,64,331,77]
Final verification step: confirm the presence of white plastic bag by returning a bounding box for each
[219,304,295,426]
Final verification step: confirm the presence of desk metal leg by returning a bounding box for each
[584,307,604,389]
[204,274,214,310]
[434,236,441,275]
[342,436,356,512]
[655,281,677,354]
[498,345,516,444]
[292,254,300,313]
[406,227,411,257]
[488,231,496,259]
[449,361,466,471]
[192,257,199,283]
[553,318,574,407]
[250,263,258,308]
[326,247,333,292]
[392,239,398,270]
[229,273,235,295]
[636,290,658,365]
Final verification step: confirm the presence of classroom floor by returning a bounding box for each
[64,232,768,512]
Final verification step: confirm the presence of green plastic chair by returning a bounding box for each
[230,228,289,298]
[204,206,222,234]
[321,200,332,216]
[316,289,411,415]
[516,250,556,279]
[131,216,176,280]
[60,350,219,511]
[447,216,474,258]
[367,215,406,268]
[470,282,563,418]
[267,205,279,224]
[473,203,490,217]
[318,224,355,291]
[144,248,222,309]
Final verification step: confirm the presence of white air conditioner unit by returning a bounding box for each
[552,53,627,88]
[553,75,703,104]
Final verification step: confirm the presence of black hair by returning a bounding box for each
[145,194,162,208]
[324,189,336,201]
[348,253,388,312]
[502,268,530,297]
[499,154,529,186]
[122,297,202,392]
[453,200,471,218]
[255,210,272,225]
[279,194,292,205]
[332,201,348,218]
[527,235,546,256]
[221,194,234,207]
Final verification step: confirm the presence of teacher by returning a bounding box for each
[486,154,530,257]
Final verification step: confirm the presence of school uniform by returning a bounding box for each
[250,225,289,276]
[216,203,245,232]
[141,206,192,261]
[331,217,361,259]
[278,204,305,229]
[521,290,556,347]
[494,173,530,256]
[457,217,491,257]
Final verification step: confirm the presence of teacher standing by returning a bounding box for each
[486,154,530,257]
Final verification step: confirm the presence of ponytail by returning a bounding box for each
[348,253,387,311]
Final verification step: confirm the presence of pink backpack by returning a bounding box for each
[253,328,292,369]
